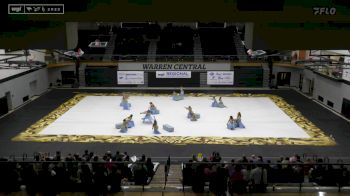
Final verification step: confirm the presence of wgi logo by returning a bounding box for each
[313,7,336,15]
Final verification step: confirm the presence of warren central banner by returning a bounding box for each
[118,62,231,71]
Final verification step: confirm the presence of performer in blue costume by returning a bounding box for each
[172,86,185,101]
[120,95,131,110]
[149,102,159,114]
[185,106,194,119]
[185,106,199,121]
[152,119,160,134]
[180,86,184,96]
[120,119,128,133]
[227,116,236,130]
[235,112,245,128]
[217,97,226,108]
[125,114,135,128]
[211,96,219,107]
[141,110,153,123]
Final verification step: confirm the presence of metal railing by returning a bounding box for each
[306,64,350,81]
[49,53,294,63]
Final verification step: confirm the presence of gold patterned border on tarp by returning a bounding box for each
[12,93,336,146]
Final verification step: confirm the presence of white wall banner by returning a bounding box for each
[207,71,234,85]
[342,67,350,82]
[156,71,191,78]
[118,62,231,71]
[117,71,144,84]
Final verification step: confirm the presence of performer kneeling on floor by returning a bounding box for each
[235,112,245,128]
[125,114,135,128]
[149,102,159,114]
[152,119,160,134]
[227,116,236,130]
[172,86,185,101]
[218,97,226,108]
[180,86,184,96]
[141,110,153,123]
[211,96,219,107]
[120,95,131,110]
[120,119,128,133]
[185,106,199,121]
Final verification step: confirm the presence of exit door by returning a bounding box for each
[0,96,8,116]
[277,72,291,86]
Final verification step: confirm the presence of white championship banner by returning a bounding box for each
[343,67,350,82]
[207,71,234,85]
[117,71,144,84]
[156,71,191,78]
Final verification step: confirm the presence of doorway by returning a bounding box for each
[5,92,12,111]
[277,72,291,86]
[341,98,350,119]
[0,95,8,116]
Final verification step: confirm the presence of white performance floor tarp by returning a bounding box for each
[39,96,310,138]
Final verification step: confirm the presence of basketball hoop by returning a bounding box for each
[63,48,84,58]
[95,39,101,46]
[76,48,84,57]
[88,40,108,48]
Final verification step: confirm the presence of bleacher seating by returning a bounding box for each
[156,24,194,60]
[181,152,350,194]
[199,26,238,58]
[0,151,158,194]
[113,28,150,55]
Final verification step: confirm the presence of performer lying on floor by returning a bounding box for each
[140,110,153,123]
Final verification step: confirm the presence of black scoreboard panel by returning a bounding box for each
[85,67,117,87]
[234,66,263,87]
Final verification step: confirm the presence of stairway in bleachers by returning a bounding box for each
[193,35,203,62]
[233,33,248,62]
[262,64,270,87]
[78,64,86,87]
[147,39,158,62]
[150,164,182,188]
[103,34,117,61]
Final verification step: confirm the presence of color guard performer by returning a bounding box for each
[141,110,153,123]
[236,112,245,128]
[227,116,236,130]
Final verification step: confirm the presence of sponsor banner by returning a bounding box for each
[207,71,234,85]
[118,62,231,71]
[117,71,144,84]
[156,71,191,78]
